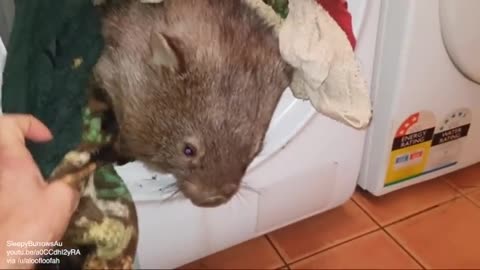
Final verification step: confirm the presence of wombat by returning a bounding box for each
[92,0,293,207]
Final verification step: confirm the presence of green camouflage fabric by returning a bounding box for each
[263,0,289,18]
[42,100,138,270]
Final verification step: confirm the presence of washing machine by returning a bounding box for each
[358,0,480,196]
[0,1,381,268]
[112,1,381,268]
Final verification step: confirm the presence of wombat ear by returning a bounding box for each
[149,32,183,72]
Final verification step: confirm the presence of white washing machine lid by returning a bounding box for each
[117,0,370,201]
[439,0,480,84]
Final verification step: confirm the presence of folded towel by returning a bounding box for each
[243,0,372,129]
[279,0,372,129]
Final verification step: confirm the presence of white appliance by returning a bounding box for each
[358,0,480,195]
[0,37,7,114]
[117,1,382,268]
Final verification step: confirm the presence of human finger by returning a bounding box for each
[0,114,52,145]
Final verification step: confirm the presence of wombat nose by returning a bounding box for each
[196,195,228,207]
[181,181,239,207]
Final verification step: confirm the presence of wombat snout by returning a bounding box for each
[180,181,239,207]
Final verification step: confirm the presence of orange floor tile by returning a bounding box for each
[387,197,480,269]
[290,231,421,269]
[179,163,480,269]
[444,163,480,194]
[180,237,284,269]
[268,200,378,263]
[466,189,480,206]
[352,178,458,226]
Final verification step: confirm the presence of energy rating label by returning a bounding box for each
[384,109,472,187]
[384,111,436,186]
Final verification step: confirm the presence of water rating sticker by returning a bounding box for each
[384,109,472,187]
[426,108,471,171]
[384,111,436,186]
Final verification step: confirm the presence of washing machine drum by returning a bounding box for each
[439,0,480,84]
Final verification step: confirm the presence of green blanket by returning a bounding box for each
[2,0,102,177]
[1,1,138,269]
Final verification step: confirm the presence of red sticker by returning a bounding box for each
[410,151,423,160]
[396,112,420,138]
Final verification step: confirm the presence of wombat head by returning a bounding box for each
[96,0,293,207]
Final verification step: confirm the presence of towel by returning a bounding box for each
[317,0,357,49]
[244,0,372,129]
[280,0,372,129]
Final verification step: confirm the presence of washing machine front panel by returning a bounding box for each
[359,0,480,196]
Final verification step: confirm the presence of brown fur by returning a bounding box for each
[93,0,293,207]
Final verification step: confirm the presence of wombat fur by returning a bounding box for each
[92,0,293,207]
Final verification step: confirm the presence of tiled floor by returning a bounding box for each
[180,163,480,269]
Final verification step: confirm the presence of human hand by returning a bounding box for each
[0,114,81,269]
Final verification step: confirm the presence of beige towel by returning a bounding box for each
[279,0,372,129]
[246,0,372,129]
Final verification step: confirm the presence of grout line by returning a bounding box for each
[352,187,462,228]
[443,177,465,194]
[265,235,289,269]
[350,197,384,227]
[442,179,478,201]
[456,189,480,208]
[273,192,466,269]
[382,228,426,270]
[350,198,427,269]
[350,196,380,225]
[281,191,461,268]
[442,164,480,195]
[442,178,476,198]
[285,228,382,267]
[380,195,461,227]
[465,197,480,208]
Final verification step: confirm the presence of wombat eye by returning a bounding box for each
[183,144,196,157]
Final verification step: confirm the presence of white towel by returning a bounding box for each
[278,0,372,129]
